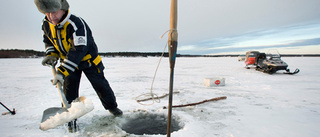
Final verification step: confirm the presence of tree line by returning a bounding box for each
[0,49,239,58]
[0,49,45,58]
[1,49,319,58]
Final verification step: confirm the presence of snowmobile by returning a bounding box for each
[245,50,299,74]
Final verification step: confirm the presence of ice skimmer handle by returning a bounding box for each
[49,64,70,108]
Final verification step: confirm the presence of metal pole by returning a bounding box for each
[167,0,178,136]
[0,102,16,115]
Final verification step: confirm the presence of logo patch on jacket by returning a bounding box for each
[74,36,86,46]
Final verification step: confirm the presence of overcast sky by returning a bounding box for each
[0,0,319,55]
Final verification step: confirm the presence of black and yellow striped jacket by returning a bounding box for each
[41,10,101,77]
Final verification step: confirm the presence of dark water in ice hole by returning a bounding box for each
[121,113,183,135]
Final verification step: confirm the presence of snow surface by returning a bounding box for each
[0,57,319,137]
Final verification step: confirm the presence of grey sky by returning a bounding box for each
[0,0,319,55]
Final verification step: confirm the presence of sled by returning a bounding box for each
[244,51,259,68]
[40,63,94,131]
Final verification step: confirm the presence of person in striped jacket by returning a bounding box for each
[34,0,123,120]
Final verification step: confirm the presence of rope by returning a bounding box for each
[160,29,177,39]
[135,31,170,105]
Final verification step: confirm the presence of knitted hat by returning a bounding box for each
[34,0,69,14]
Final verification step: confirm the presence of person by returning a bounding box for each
[34,0,123,119]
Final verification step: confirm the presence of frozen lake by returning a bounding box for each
[0,57,319,137]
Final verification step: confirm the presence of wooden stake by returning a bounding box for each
[163,96,227,109]
[167,0,178,137]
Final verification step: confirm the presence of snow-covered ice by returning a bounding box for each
[0,57,319,137]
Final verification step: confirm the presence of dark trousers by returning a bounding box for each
[63,63,118,110]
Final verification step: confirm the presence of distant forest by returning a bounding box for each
[0,49,45,58]
[0,49,319,58]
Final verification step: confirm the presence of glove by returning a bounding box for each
[42,56,58,66]
[52,73,64,85]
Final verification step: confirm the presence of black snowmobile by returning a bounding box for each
[254,50,299,74]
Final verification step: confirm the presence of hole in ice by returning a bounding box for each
[120,112,183,135]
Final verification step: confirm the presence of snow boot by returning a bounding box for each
[109,108,123,117]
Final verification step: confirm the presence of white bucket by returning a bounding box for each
[204,77,225,87]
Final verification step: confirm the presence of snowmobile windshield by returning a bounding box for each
[267,54,281,60]
[266,49,282,60]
